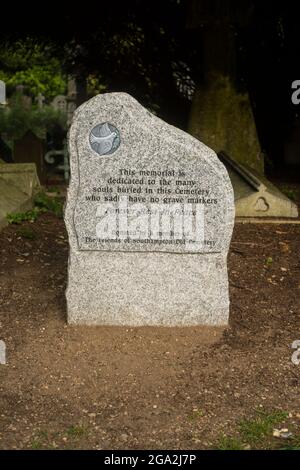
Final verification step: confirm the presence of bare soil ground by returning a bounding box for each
[0,213,300,449]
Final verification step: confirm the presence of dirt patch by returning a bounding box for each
[0,213,300,449]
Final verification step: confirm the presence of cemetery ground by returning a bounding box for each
[0,191,300,450]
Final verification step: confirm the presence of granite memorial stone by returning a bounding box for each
[64,92,235,325]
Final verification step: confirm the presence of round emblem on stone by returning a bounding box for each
[89,122,120,156]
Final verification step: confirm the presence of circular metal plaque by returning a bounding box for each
[89,122,120,156]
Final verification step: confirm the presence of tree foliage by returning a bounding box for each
[0,1,193,126]
[0,94,67,140]
[0,39,66,99]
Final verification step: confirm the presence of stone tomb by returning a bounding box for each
[64,93,235,325]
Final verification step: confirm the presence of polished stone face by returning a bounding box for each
[64,92,235,326]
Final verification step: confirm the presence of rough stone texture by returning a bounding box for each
[219,152,299,218]
[0,162,40,197]
[64,92,235,325]
[0,163,41,229]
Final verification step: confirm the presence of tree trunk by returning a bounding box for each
[187,0,263,173]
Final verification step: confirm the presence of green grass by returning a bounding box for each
[217,436,246,450]
[31,439,43,450]
[30,430,50,449]
[6,207,42,224]
[66,425,87,438]
[6,191,63,226]
[238,410,288,446]
[278,443,300,450]
[30,425,88,450]
[34,192,63,217]
[215,409,289,450]
[279,440,300,450]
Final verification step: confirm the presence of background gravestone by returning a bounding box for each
[51,95,67,112]
[13,131,46,183]
[0,162,41,229]
[64,92,235,326]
